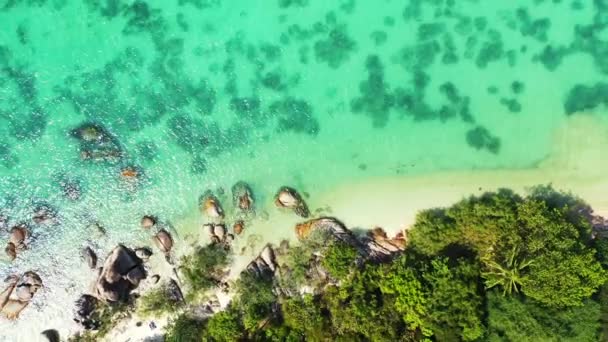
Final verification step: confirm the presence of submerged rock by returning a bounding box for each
[199,191,224,219]
[71,122,123,163]
[32,203,58,225]
[275,186,310,218]
[89,222,106,237]
[59,178,82,201]
[0,213,9,230]
[232,181,254,213]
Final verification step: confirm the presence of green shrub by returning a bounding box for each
[181,244,230,294]
[165,314,204,342]
[322,240,358,280]
[137,285,182,317]
[205,306,244,342]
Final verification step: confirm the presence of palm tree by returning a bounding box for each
[482,245,533,295]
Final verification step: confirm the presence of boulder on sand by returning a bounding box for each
[94,245,146,303]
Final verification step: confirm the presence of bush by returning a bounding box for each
[137,285,182,317]
[181,244,230,294]
[165,314,204,342]
[321,240,358,280]
[205,306,244,342]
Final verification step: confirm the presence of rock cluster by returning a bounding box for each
[0,271,43,319]
[295,217,405,261]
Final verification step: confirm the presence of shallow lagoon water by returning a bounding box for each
[1,0,608,340]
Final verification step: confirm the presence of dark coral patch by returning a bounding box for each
[269,98,319,135]
[466,126,501,154]
[314,26,356,69]
[564,83,608,115]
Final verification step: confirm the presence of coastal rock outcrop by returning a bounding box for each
[295,217,405,261]
[82,246,98,269]
[275,186,310,218]
[0,271,43,319]
[362,227,406,261]
[94,245,146,303]
[295,217,359,246]
[246,245,278,278]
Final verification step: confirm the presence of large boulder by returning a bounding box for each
[94,245,146,303]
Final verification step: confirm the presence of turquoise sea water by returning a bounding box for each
[1,0,607,339]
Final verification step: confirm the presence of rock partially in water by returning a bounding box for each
[5,242,16,261]
[275,186,310,218]
[153,229,173,256]
[94,245,146,303]
[6,224,29,260]
[82,246,98,269]
[89,222,106,237]
[141,215,156,229]
[9,224,28,247]
[199,191,224,219]
[233,220,245,235]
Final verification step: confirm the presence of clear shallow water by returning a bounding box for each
[0,0,607,340]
